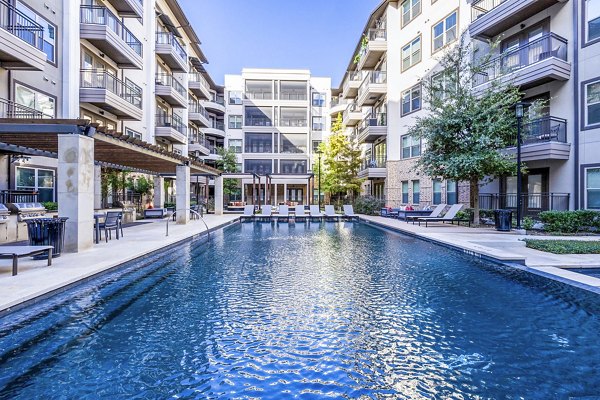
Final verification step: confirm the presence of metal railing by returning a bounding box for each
[81,69,143,108]
[279,92,307,101]
[188,134,206,146]
[155,73,186,98]
[80,6,143,56]
[474,33,568,86]
[0,0,44,50]
[188,71,209,89]
[346,102,361,113]
[330,98,347,108]
[213,121,225,131]
[479,192,570,216]
[360,156,387,170]
[359,112,387,133]
[0,97,50,118]
[245,116,272,126]
[508,116,567,146]
[188,100,208,118]
[155,114,186,135]
[358,70,387,99]
[245,91,273,100]
[279,118,307,127]
[367,28,387,41]
[0,190,38,204]
[155,31,187,61]
[471,0,507,21]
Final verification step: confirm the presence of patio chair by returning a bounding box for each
[309,205,324,221]
[240,205,255,221]
[295,205,308,221]
[343,205,359,221]
[254,205,273,222]
[324,205,342,221]
[105,211,124,238]
[406,204,447,224]
[275,205,290,222]
[415,204,470,227]
[99,213,121,242]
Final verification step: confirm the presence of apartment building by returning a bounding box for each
[223,69,331,205]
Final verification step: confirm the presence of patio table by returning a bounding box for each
[94,213,105,244]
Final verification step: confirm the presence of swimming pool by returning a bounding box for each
[1,222,600,399]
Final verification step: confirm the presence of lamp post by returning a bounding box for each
[514,101,530,229]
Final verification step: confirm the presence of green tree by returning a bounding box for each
[408,35,522,224]
[319,113,363,201]
[216,146,241,198]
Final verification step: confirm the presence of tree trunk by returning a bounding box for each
[470,178,480,225]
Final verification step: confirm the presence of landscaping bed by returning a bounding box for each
[524,239,600,254]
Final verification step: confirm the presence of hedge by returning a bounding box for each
[538,210,600,234]
[524,239,600,254]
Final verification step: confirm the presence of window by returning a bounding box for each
[401,135,421,159]
[125,128,142,140]
[244,133,272,153]
[228,115,242,129]
[17,2,56,63]
[235,163,242,173]
[402,85,421,116]
[312,116,324,131]
[587,168,600,209]
[280,160,307,174]
[16,166,55,202]
[312,92,326,107]
[14,83,55,117]
[412,181,420,204]
[228,91,243,105]
[585,80,600,127]
[432,71,454,100]
[402,36,421,71]
[280,134,307,153]
[446,180,457,205]
[433,11,457,52]
[402,0,421,27]
[586,0,600,42]
[244,159,272,174]
[287,188,304,203]
[245,107,272,126]
[312,140,322,153]
[402,181,409,203]
[433,180,442,205]
[228,139,242,153]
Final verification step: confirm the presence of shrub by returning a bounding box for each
[42,201,58,211]
[163,202,176,209]
[461,208,495,223]
[524,239,600,254]
[522,216,535,231]
[353,196,385,215]
[538,210,600,234]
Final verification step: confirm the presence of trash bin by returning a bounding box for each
[494,209,512,232]
[25,217,69,258]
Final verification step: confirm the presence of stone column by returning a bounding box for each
[283,183,288,203]
[214,175,224,215]
[176,165,190,224]
[153,176,164,208]
[58,134,94,253]
[93,165,102,210]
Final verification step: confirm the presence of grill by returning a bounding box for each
[0,204,9,223]
[8,202,47,221]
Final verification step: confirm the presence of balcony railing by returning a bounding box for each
[156,114,186,135]
[360,156,387,171]
[474,33,568,87]
[155,73,186,97]
[479,192,570,216]
[330,98,346,108]
[0,0,44,50]
[245,117,272,126]
[245,91,273,100]
[189,71,208,88]
[279,91,307,101]
[359,113,387,133]
[508,116,567,146]
[81,69,142,108]
[346,102,361,113]
[80,6,143,56]
[471,0,507,21]
[188,100,208,118]
[279,118,307,127]
[0,190,38,204]
[156,31,187,60]
[213,121,225,131]
[358,70,387,99]
[188,134,206,146]
[367,28,387,41]
[0,97,50,118]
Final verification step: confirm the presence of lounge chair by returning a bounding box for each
[274,205,290,222]
[295,205,308,221]
[309,205,324,221]
[324,205,342,221]
[406,204,446,223]
[415,204,470,227]
[343,204,359,221]
[254,205,273,222]
[240,205,254,221]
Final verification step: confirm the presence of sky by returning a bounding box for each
[179,0,382,87]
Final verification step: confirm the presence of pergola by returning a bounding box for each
[221,173,262,206]
[265,173,315,206]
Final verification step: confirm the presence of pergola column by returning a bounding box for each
[58,134,94,253]
[214,175,224,215]
[176,164,190,224]
[94,165,102,210]
[153,176,165,208]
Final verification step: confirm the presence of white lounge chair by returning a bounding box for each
[309,205,324,221]
[295,205,308,221]
[406,203,446,223]
[324,205,342,221]
[343,204,359,220]
[274,205,290,222]
[415,204,470,227]
[240,205,255,221]
[254,205,273,222]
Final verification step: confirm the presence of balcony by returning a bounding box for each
[342,71,363,99]
[104,0,143,18]
[80,6,143,69]
[188,136,210,156]
[358,157,387,179]
[189,72,210,99]
[155,73,187,108]
[474,34,570,90]
[504,116,570,161]
[357,28,388,70]
[155,31,188,72]
[356,113,387,143]
[0,0,46,70]
[357,71,387,106]
[0,97,50,119]
[80,70,143,121]
[470,0,564,39]
[329,98,347,116]
[203,121,226,138]
[279,118,307,128]
[203,98,226,114]
[188,101,210,127]
[479,192,569,216]
[155,115,187,144]
[342,103,363,127]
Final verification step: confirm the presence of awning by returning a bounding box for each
[157,12,182,37]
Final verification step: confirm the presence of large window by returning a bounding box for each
[586,0,600,42]
[280,160,307,174]
[312,116,324,131]
[280,81,307,100]
[245,80,272,100]
[432,11,457,52]
[17,2,56,63]
[14,83,55,117]
[280,107,307,127]
[585,80,600,127]
[244,159,272,175]
[446,180,457,205]
[16,166,55,202]
[402,181,409,203]
[244,133,272,153]
[312,140,322,153]
[280,134,307,154]
[228,139,242,153]
[228,91,243,105]
[401,85,421,116]
[245,107,272,126]
[432,71,454,100]
[433,179,442,205]
[587,168,600,209]
[401,135,421,159]
[412,180,420,204]
[402,0,421,27]
[402,36,421,71]
[312,92,326,107]
[228,115,242,129]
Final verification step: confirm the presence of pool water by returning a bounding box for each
[570,268,600,279]
[1,222,600,399]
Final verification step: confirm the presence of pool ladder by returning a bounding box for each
[165,208,210,240]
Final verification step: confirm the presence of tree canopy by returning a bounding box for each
[216,146,241,197]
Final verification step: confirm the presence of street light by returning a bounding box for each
[316,149,322,209]
[514,101,530,229]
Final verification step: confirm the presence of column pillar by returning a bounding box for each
[93,165,102,210]
[214,175,224,215]
[153,176,165,208]
[58,134,94,253]
[283,183,288,203]
[176,164,190,224]
[274,184,278,205]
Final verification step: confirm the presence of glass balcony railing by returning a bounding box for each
[188,100,208,118]
[81,69,143,108]
[359,112,387,133]
[80,6,142,56]
[279,118,307,127]
[156,114,186,135]
[189,72,209,89]
[471,0,507,21]
[155,31,187,61]
[0,0,44,51]
[360,156,387,171]
[367,28,387,41]
[155,73,186,98]
[358,71,387,99]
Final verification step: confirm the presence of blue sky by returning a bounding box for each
[179,0,382,87]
